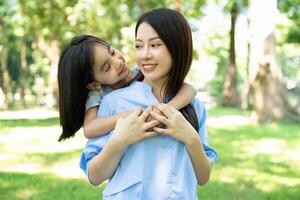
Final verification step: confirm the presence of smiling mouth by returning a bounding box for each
[142,64,157,72]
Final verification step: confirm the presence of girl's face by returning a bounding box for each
[135,22,172,85]
[92,44,130,87]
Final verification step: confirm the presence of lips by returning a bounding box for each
[141,63,157,72]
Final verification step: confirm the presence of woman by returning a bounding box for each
[80,8,217,199]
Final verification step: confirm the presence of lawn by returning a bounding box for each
[0,108,299,200]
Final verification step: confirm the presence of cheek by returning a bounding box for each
[135,51,141,63]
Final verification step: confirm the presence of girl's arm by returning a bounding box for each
[83,107,131,138]
[147,83,196,122]
[167,82,196,109]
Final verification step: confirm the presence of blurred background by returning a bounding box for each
[0,0,299,200]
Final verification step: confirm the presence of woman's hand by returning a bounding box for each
[110,106,160,148]
[150,103,198,144]
[145,106,163,126]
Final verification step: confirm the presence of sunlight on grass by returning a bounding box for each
[1,108,300,200]
[0,121,87,179]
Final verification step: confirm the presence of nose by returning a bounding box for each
[141,47,152,60]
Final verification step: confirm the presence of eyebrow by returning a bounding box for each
[135,36,161,42]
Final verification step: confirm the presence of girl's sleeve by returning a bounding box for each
[80,94,116,176]
[192,98,218,166]
[85,87,114,111]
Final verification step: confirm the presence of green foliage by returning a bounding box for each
[278,0,300,43]
[204,34,228,103]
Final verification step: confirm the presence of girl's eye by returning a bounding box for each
[105,64,111,72]
[111,48,115,56]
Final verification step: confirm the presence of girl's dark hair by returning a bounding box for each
[57,35,110,142]
[135,8,199,130]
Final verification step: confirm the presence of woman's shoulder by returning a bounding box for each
[101,82,139,102]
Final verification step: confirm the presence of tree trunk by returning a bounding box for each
[248,0,300,122]
[241,15,251,110]
[222,2,240,107]
[20,40,27,108]
[0,47,9,109]
[37,34,60,108]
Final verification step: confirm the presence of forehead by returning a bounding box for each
[93,43,110,63]
[136,22,159,40]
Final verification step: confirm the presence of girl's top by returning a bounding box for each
[80,81,218,200]
[85,67,140,111]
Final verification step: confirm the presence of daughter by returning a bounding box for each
[57,35,196,141]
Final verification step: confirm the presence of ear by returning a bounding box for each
[86,82,102,90]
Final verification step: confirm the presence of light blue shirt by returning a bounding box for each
[80,81,218,200]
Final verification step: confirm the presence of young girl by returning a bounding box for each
[80,8,217,199]
[57,35,196,141]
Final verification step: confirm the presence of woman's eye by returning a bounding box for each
[135,44,142,49]
[152,44,160,48]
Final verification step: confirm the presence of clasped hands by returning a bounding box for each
[111,104,198,147]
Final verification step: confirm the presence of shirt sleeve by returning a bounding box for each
[85,87,114,111]
[192,98,218,166]
[80,94,115,176]
[131,66,140,75]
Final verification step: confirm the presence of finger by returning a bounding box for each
[145,115,153,122]
[167,104,179,113]
[154,104,174,118]
[143,119,160,130]
[150,111,170,126]
[143,131,159,139]
[130,107,143,117]
[153,127,171,135]
[139,106,152,121]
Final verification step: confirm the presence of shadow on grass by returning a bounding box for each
[0,117,59,128]
[0,172,104,200]
[198,177,300,200]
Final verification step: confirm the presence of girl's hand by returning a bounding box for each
[110,106,160,148]
[150,104,198,144]
[86,82,101,91]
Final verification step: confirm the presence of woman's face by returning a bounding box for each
[92,44,130,86]
[135,22,172,85]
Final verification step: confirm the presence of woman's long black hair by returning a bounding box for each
[57,35,110,142]
[135,8,199,130]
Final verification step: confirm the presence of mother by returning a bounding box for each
[80,8,217,199]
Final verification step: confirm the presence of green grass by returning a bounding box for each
[0,172,103,200]
[0,117,59,128]
[1,108,300,200]
[198,121,300,200]
[207,106,251,116]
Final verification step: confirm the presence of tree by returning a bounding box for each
[221,0,240,107]
[0,0,14,109]
[248,0,300,122]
